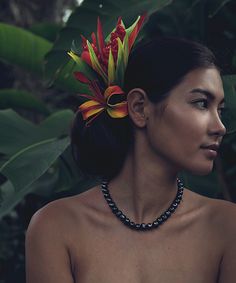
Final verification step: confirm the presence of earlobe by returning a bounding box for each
[127,88,149,128]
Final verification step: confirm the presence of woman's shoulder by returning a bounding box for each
[184,188,236,233]
[28,185,102,230]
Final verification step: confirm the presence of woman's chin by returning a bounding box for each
[186,161,214,176]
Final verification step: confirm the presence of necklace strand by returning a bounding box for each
[100,178,184,231]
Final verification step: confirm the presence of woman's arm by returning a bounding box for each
[25,204,75,283]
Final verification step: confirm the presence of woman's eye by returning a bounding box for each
[193,99,208,109]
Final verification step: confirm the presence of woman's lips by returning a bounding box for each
[201,148,218,158]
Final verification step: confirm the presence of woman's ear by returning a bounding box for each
[127,88,150,128]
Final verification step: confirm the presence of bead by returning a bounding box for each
[125,218,130,224]
[166,211,171,216]
[147,223,153,229]
[141,223,146,229]
[116,210,122,216]
[153,221,159,227]
[135,224,141,229]
[119,214,126,220]
[161,214,167,220]
[157,217,163,223]
[109,203,115,207]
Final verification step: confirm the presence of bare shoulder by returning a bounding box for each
[184,188,236,234]
[27,185,102,236]
[25,186,102,282]
[184,189,236,283]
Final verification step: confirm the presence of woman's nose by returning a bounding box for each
[209,111,226,137]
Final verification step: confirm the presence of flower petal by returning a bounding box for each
[79,100,104,120]
[87,40,108,83]
[122,33,129,67]
[91,32,97,46]
[108,49,115,85]
[107,101,128,118]
[104,85,124,100]
[97,17,105,58]
[74,72,90,84]
[128,14,146,51]
[81,51,92,66]
[116,37,125,86]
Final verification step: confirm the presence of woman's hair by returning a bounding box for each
[70,36,218,179]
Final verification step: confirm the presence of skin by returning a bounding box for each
[26,67,236,283]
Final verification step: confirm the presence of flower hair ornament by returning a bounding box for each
[68,14,146,127]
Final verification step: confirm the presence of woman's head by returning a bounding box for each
[71,36,224,179]
[124,36,219,103]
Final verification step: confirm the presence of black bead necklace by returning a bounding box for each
[100,178,184,231]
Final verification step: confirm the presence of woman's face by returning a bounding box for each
[146,67,226,175]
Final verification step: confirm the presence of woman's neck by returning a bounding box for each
[108,149,181,224]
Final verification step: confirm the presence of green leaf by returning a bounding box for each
[0,23,88,93]
[0,137,70,218]
[0,89,49,114]
[0,109,74,156]
[39,109,75,138]
[0,109,37,156]
[222,75,236,134]
[0,23,52,76]
[29,22,61,42]
[208,0,234,18]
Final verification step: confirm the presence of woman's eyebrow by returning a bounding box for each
[189,88,225,104]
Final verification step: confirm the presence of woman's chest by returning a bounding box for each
[69,217,223,283]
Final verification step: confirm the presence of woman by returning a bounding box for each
[26,21,236,283]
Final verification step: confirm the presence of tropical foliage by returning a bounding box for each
[0,0,236,282]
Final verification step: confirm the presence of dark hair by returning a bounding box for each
[70,36,218,179]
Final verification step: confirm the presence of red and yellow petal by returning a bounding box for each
[74,72,90,84]
[79,100,105,120]
[104,85,124,100]
[128,14,146,51]
[107,101,128,118]
[81,50,92,66]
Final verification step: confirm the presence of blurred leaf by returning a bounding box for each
[0,109,74,156]
[0,89,50,114]
[145,0,207,42]
[180,167,222,198]
[222,75,236,134]
[0,23,84,93]
[0,23,52,76]
[29,22,61,42]
[208,0,234,18]
[0,137,69,218]
[39,109,75,137]
[45,0,173,85]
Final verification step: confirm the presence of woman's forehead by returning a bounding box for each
[169,68,224,100]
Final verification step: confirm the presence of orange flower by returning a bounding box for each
[74,72,128,127]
